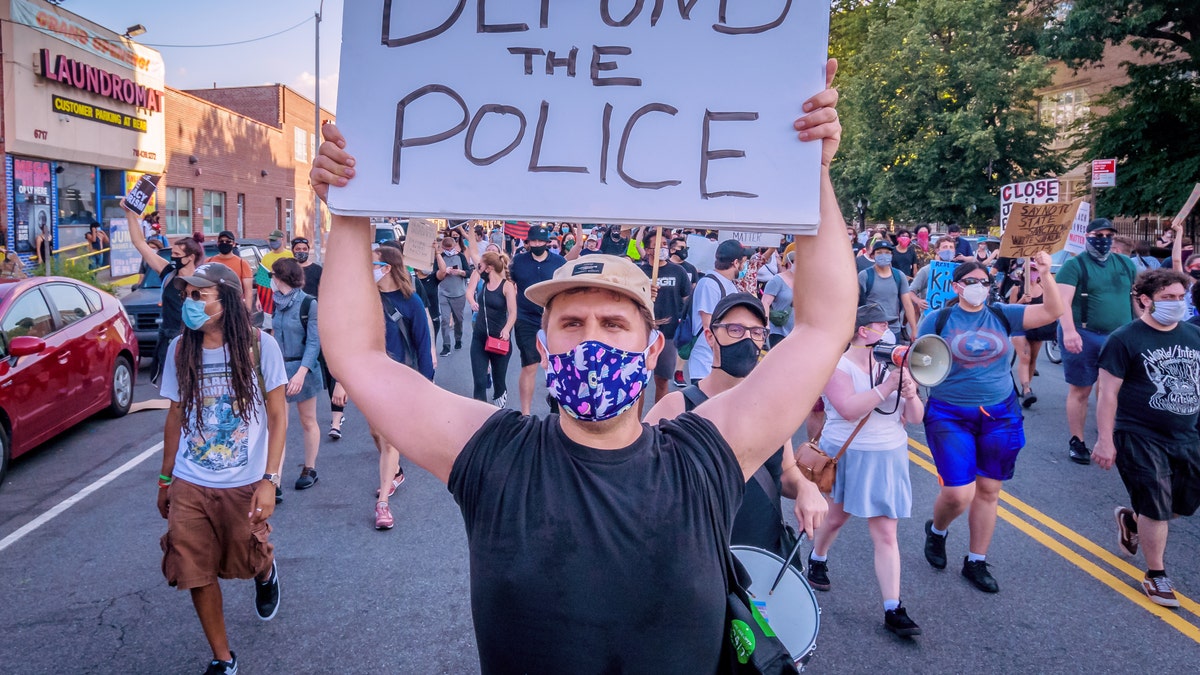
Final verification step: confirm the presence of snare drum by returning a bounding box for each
[732,545,821,669]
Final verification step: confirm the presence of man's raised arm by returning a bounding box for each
[699,60,857,480]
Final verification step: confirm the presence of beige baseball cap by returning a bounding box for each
[525,255,653,316]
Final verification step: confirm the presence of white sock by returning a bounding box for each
[967,552,986,562]
[809,553,828,562]
[883,599,900,611]
[931,525,948,537]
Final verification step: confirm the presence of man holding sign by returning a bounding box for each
[312,60,849,673]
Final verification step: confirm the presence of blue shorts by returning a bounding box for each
[924,394,1025,487]
[1057,325,1109,387]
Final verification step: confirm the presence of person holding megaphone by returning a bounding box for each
[919,252,1063,594]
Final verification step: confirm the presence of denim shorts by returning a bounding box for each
[1057,325,1109,387]
[924,393,1025,487]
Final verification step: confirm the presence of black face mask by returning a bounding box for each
[293,252,309,263]
[217,242,234,255]
[717,338,762,378]
[528,244,548,256]
[673,248,689,261]
[171,255,187,266]
[1189,270,1200,281]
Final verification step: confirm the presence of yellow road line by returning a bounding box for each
[907,438,1200,619]
[906,447,1200,643]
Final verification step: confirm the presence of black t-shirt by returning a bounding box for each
[599,232,630,256]
[730,449,786,553]
[301,263,323,298]
[678,259,700,287]
[891,247,917,278]
[160,262,184,335]
[1098,319,1200,443]
[449,410,743,675]
[637,261,691,338]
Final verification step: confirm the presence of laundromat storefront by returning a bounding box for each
[2,0,165,263]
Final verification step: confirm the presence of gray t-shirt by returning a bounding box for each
[762,275,794,336]
[438,250,471,298]
[689,273,738,381]
[858,266,910,331]
[910,264,931,298]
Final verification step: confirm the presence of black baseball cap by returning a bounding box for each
[173,262,244,293]
[712,292,768,326]
[217,230,236,241]
[1087,218,1117,234]
[526,225,551,242]
[715,239,754,263]
[872,240,895,252]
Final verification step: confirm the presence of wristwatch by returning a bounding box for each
[262,473,281,488]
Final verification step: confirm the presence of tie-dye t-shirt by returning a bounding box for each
[160,332,288,488]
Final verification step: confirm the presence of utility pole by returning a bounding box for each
[312,2,325,262]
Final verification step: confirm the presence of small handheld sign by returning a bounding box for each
[121,174,161,216]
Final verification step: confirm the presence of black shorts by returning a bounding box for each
[514,321,541,367]
[1114,430,1200,521]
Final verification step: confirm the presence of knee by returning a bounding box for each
[940,487,974,511]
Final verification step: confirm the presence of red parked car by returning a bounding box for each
[0,276,138,486]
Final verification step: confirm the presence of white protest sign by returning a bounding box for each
[1064,200,1091,255]
[405,217,439,272]
[719,229,783,248]
[330,1,830,234]
[686,234,718,274]
[108,219,141,277]
[999,178,1059,232]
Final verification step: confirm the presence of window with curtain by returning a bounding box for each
[164,187,192,236]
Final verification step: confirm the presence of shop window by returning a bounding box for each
[56,163,98,250]
[164,187,193,236]
[203,191,226,235]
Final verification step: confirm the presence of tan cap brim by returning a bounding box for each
[525,277,652,315]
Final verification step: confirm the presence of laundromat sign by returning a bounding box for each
[38,48,164,113]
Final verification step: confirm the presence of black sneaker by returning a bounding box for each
[205,651,238,674]
[806,556,830,591]
[294,467,318,490]
[255,560,280,621]
[1069,436,1091,465]
[924,520,947,570]
[961,557,999,593]
[884,604,922,637]
[439,346,451,357]
[455,339,463,350]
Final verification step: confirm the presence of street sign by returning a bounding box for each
[1091,159,1116,188]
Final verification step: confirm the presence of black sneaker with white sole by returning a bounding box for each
[255,561,280,621]
[924,520,947,569]
[884,604,922,637]
[1068,435,1091,465]
[204,651,238,675]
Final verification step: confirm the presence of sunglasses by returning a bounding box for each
[712,323,768,341]
[187,289,218,301]
[292,238,309,246]
[958,278,991,287]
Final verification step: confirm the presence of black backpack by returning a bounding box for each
[859,267,903,316]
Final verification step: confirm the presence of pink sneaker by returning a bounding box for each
[374,502,394,530]
[375,469,406,499]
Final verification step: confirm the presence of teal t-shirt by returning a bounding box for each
[1054,253,1136,334]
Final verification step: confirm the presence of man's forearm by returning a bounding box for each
[794,168,855,332]
[320,216,388,376]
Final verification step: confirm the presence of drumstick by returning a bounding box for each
[769,531,807,595]
[651,226,664,285]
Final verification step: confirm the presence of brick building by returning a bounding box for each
[162,85,334,244]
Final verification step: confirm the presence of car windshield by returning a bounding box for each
[375,229,396,243]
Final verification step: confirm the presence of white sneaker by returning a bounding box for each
[494,392,508,408]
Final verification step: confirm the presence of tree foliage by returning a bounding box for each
[1042,0,1200,218]
[831,0,1061,229]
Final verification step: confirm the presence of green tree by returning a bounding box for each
[831,0,1060,229]
[1042,1,1200,218]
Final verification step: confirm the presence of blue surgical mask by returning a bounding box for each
[874,253,893,266]
[268,240,283,250]
[937,250,954,262]
[182,298,215,330]
[1151,300,1189,325]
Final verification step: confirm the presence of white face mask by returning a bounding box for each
[373,268,387,284]
[960,283,989,307]
[1150,299,1189,325]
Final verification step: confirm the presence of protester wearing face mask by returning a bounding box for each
[208,230,256,309]
[685,239,751,384]
[122,205,205,385]
[508,225,567,415]
[1008,257,1057,408]
[807,303,924,637]
[891,230,917,279]
[255,230,294,325]
[645,291,828,563]
[370,245,434,529]
[1094,269,1200,609]
[435,231,473,357]
[858,240,918,342]
[270,258,323,491]
[919,255,1062,594]
[907,237,961,313]
[290,237,322,297]
[1055,218,1139,465]
[635,229,692,403]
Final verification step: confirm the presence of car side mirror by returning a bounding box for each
[9,335,46,358]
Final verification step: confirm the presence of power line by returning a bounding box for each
[1,14,314,49]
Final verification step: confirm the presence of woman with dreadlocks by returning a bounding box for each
[155,262,289,675]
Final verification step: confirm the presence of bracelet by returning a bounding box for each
[157,474,173,489]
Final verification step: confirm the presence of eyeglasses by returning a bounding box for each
[959,278,991,287]
[187,289,217,302]
[713,323,768,341]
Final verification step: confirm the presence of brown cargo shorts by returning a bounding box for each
[160,478,274,590]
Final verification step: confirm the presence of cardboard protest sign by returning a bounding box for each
[1173,183,1200,227]
[719,230,783,248]
[924,261,959,317]
[999,200,1084,258]
[121,174,160,216]
[330,1,831,234]
[1000,178,1059,231]
[1063,200,1091,255]
[405,217,439,272]
[107,218,141,277]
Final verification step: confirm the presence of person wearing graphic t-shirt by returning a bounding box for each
[310,61,849,673]
[210,230,256,309]
[635,228,692,403]
[1094,269,1200,609]
[156,262,288,675]
[919,255,1063,594]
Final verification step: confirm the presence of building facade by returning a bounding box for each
[1,0,165,264]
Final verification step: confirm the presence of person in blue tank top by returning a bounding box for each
[918,254,1063,594]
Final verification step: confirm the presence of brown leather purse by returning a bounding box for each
[795,414,871,493]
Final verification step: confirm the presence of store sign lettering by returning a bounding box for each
[39,49,164,112]
[52,95,150,133]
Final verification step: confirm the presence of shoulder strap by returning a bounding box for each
[703,273,729,300]
[831,414,872,462]
[862,267,876,302]
[681,384,709,412]
[988,304,1012,335]
[934,306,954,335]
[299,294,314,347]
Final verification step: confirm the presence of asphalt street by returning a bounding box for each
[2,334,1199,674]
